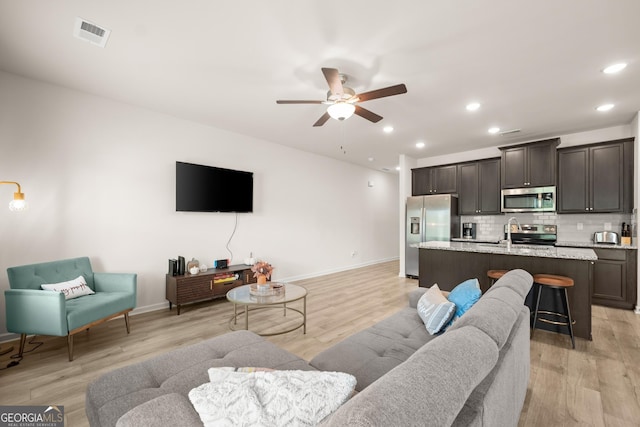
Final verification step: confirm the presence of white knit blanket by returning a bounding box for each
[188,368,356,427]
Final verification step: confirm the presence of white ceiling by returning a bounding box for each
[1,1,639,171]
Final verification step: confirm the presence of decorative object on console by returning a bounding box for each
[0,180,27,211]
[199,264,208,273]
[251,261,273,285]
[177,256,185,275]
[187,258,200,272]
[168,259,178,276]
[214,259,229,269]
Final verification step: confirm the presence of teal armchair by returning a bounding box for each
[5,257,136,361]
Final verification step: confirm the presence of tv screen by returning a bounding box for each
[176,161,253,213]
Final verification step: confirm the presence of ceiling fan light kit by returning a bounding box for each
[327,103,356,121]
[276,67,407,126]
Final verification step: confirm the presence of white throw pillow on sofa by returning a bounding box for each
[41,276,95,300]
[417,284,456,335]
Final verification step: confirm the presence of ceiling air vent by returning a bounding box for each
[73,17,111,48]
[499,129,521,136]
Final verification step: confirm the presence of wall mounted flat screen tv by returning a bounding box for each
[176,161,253,213]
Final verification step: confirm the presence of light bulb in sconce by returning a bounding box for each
[1,181,27,212]
[9,193,27,211]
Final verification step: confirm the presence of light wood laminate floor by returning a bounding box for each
[1,260,639,426]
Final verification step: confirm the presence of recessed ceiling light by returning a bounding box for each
[368,157,375,162]
[395,166,401,171]
[466,102,481,111]
[602,63,627,74]
[416,142,425,148]
[488,127,500,134]
[383,126,394,133]
[596,104,614,112]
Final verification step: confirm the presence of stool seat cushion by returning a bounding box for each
[487,270,508,280]
[533,274,574,287]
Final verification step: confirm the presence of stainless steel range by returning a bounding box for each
[504,224,557,246]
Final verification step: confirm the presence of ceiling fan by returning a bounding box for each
[276,68,408,127]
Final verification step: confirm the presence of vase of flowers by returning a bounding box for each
[251,261,273,284]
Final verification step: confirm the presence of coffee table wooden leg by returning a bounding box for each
[284,302,287,317]
[233,303,237,325]
[303,295,307,334]
[244,304,249,330]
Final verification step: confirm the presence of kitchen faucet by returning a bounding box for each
[506,217,521,251]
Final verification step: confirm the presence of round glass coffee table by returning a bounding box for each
[226,283,307,336]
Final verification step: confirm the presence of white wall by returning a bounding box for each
[0,71,399,337]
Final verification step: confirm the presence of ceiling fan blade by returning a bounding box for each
[313,112,331,127]
[356,84,407,102]
[276,100,324,104]
[354,105,383,123]
[321,67,344,96]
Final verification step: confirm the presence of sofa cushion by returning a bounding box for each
[321,326,499,427]
[85,330,315,427]
[452,308,531,427]
[417,284,456,334]
[7,257,96,290]
[116,393,202,427]
[65,292,132,331]
[449,270,532,349]
[309,307,434,391]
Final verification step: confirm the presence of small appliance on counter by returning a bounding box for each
[462,222,476,239]
[593,231,620,245]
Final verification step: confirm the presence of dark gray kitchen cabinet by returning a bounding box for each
[458,158,501,215]
[592,248,637,310]
[412,164,458,195]
[500,138,559,189]
[557,138,634,213]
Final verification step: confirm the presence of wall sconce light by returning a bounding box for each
[0,181,27,211]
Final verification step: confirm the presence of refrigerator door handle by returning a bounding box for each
[421,206,426,241]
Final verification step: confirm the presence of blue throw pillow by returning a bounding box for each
[447,278,481,321]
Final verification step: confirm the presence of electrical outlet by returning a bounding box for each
[604,222,612,231]
[577,223,583,230]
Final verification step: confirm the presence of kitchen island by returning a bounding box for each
[416,241,597,340]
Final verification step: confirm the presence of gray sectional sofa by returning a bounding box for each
[86,269,533,427]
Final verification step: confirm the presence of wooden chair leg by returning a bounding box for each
[18,333,27,357]
[67,335,74,361]
[124,312,131,334]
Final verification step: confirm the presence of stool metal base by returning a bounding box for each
[531,283,575,349]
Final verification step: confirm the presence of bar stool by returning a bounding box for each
[487,269,508,286]
[531,274,575,349]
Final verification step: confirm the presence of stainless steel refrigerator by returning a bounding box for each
[405,194,459,278]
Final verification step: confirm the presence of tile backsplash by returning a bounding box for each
[461,212,636,243]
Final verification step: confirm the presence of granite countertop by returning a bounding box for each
[413,241,597,261]
[555,241,638,250]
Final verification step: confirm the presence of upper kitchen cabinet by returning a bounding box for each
[412,164,458,196]
[458,158,501,215]
[500,138,559,189]
[557,138,634,213]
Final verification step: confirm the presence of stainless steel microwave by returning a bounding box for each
[501,186,556,213]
